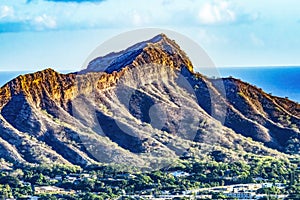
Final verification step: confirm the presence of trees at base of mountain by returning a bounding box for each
[0,156,299,199]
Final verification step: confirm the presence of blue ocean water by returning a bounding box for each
[0,67,299,103]
[218,67,300,103]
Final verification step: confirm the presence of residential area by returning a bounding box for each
[0,156,300,199]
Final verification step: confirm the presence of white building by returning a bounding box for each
[262,183,273,188]
[170,171,190,177]
[225,192,255,199]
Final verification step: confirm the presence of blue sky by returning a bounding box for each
[0,0,300,71]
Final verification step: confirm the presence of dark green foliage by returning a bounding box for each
[0,157,298,199]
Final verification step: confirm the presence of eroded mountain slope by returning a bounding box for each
[0,34,299,168]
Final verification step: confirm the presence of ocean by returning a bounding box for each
[0,67,299,103]
[218,67,300,103]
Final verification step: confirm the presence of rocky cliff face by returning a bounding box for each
[0,34,299,168]
[86,34,193,73]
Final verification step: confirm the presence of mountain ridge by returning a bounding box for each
[0,34,299,168]
[85,33,194,74]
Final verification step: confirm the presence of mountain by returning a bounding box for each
[0,34,299,168]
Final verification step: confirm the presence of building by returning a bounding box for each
[225,192,255,199]
[170,171,190,177]
[262,183,273,188]
[54,175,62,181]
[34,186,75,195]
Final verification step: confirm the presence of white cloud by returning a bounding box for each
[33,14,57,30]
[198,0,236,25]
[0,5,14,19]
[0,0,259,32]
